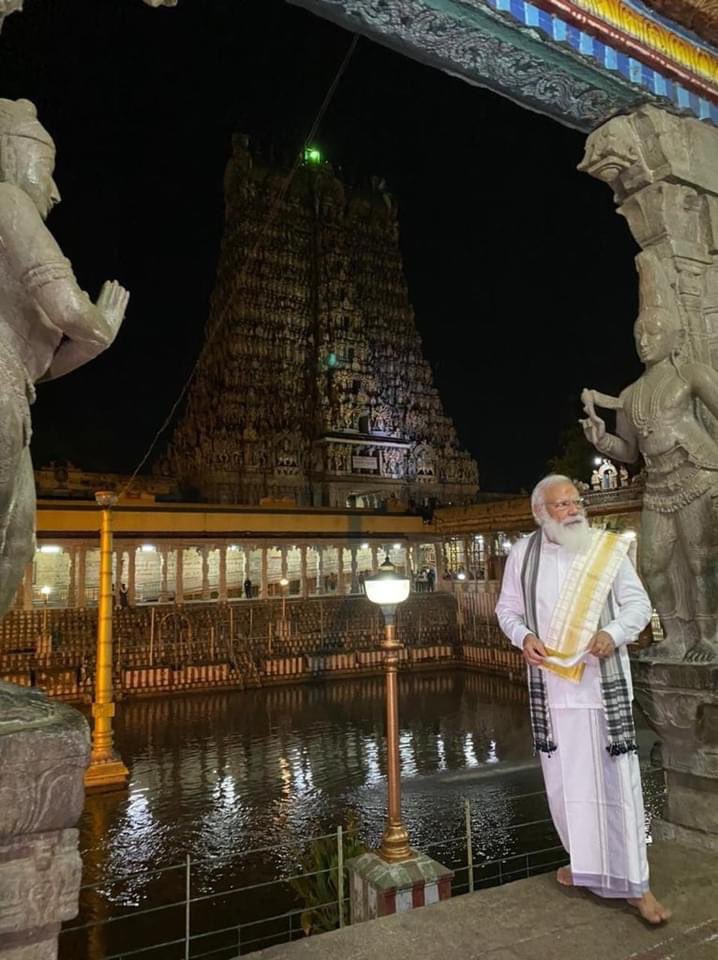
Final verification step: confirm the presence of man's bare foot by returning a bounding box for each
[556,866,572,886]
[627,891,671,924]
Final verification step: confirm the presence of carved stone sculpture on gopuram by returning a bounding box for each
[166,136,478,508]
[579,106,718,663]
[0,99,129,621]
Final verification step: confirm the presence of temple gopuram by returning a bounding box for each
[167,139,478,509]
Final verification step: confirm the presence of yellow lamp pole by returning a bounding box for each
[85,491,129,791]
[365,556,412,862]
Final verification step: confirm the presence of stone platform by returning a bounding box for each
[253,841,717,960]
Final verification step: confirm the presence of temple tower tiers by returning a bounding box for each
[167,137,479,508]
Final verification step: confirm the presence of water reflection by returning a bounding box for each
[67,671,663,959]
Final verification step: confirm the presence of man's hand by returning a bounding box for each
[95,280,130,340]
[588,630,615,658]
[522,633,546,667]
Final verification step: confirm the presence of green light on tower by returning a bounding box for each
[326,352,337,368]
[304,146,322,165]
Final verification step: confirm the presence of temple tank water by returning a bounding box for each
[63,670,664,958]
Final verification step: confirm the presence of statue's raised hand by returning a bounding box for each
[96,280,130,339]
[579,387,606,446]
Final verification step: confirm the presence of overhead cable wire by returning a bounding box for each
[118,32,360,499]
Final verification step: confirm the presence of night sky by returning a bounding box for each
[0,0,643,493]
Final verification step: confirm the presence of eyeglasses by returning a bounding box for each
[546,497,585,511]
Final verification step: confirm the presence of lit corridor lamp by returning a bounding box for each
[85,491,129,791]
[365,556,412,862]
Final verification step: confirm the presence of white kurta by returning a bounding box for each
[495,532,652,899]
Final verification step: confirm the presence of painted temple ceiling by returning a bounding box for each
[2,1,715,129]
[289,0,718,129]
[644,0,718,47]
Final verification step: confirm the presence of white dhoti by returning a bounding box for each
[541,708,649,899]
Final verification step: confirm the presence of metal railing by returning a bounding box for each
[59,793,567,960]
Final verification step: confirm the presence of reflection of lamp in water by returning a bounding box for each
[365,555,412,862]
[85,491,128,791]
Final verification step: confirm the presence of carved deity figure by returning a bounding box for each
[581,304,718,662]
[0,99,129,617]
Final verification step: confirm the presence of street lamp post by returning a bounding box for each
[365,555,412,862]
[85,491,128,791]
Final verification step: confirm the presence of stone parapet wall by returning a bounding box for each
[0,594,532,700]
[0,595,467,699]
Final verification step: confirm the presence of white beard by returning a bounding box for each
[543,515,592,553]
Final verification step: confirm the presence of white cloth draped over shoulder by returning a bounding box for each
[495,532,651,707]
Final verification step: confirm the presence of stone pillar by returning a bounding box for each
[127,545,137,607]
[434,540,445,584]
[66,546,76,608]
[159,546,169,603]
[350,545,359,594]
[242,547,251,596]
[175,547,184,605]
[634,660,718,851]
[484,537,492,584]
[113,549,123,604]
[260,547,268,600]
[22,562,33,611]
[218,544,228,602]
[581,109,718,841]
[371,545,380,573]
[580,106,718,432]
[337,546,346,595]
[0,685,90,959]
[76,547,87,609]
[280,545,288,582]
[200,546,210,601]
[316,546,324,594]
[299,545,308,598]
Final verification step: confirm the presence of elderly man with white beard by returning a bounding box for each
[495,474,670,924]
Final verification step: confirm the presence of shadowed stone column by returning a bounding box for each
[200,546,210,601]
[299,545,308,598]
[337,547,346,595]
[76,547,87,609]
[316,546,324,594]
[350,545,359,594]
[159,546,169,603]
[0,683,89,959]
[634,661,718,850]
[127,546,137,607]
[581,106,718,846]
[260,547,268,600]
[66,546,76,608]
[21,562,33,611]
[218,544,228,602]
[175,547,184,605]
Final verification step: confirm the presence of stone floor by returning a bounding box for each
[253,841,718,960]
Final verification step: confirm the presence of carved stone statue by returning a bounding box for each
[581,278,718,662]
[0,99,129,617]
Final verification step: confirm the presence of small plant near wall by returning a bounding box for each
[289,814,367,934]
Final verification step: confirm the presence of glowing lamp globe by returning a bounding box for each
[365,557,410,608]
